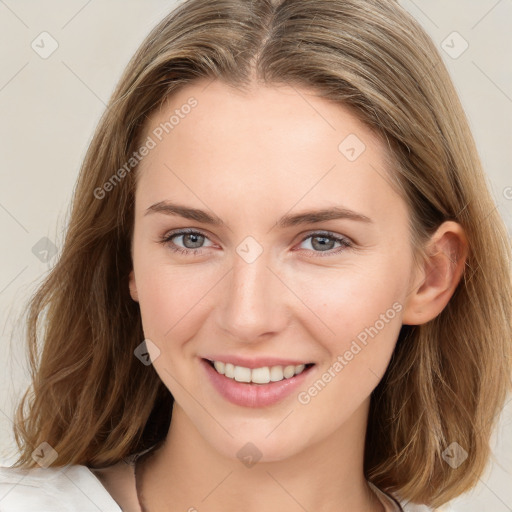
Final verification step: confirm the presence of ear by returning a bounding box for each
[129,269,139,302]
[402,221,468,325]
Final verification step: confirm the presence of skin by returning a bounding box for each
[123,79,467,512]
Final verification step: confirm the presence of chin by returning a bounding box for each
[205,422,309,465]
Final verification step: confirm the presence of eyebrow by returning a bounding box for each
[144,201,373,227]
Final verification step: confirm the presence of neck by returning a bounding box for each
[137,399,384,512]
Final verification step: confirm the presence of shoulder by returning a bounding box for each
[369,482,436,512]
[401,503,436,511]
[399,497,448,512]
[0,464,121,512]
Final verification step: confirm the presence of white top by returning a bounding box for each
[0,463,436,512]
[0,465,121,511]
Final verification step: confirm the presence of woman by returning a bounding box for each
[1,0,510,511]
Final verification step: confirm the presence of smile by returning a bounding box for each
[201,358,316,408]
[208,359,313,384]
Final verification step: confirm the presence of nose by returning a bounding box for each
[215,251,289,344]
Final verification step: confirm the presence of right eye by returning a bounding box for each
[160,229,215,256]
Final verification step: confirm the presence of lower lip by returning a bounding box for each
[201,358,314,408]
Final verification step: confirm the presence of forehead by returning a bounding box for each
[134,79,403,225]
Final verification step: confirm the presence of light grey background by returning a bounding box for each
[0,1,510,511]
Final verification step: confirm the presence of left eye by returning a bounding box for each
[160,230,352,256]
[297,233,353,255]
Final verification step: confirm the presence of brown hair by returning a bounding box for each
[12,0,512,508]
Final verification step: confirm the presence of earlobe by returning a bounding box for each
[402,221,468,325]
[129,270,139,302]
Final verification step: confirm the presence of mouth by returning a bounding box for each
[201,357,316,407]
[203,358,316,385]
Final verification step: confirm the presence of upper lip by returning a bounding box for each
[202,355,314,369]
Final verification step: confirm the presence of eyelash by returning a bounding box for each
[159,228,353,257]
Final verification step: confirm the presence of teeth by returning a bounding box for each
[234,365,251,383]
[213,361,225,374]
[211,360,307,384]
[225,362,235,378]
[251,366,270,384]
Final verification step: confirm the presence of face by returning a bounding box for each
[129,79,420,463]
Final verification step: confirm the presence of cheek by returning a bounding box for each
[134,258,219,347]
[292,263,405,428]
[288,257,406,346]
[286,256,407,411]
